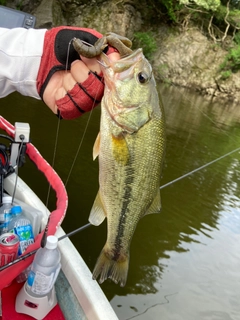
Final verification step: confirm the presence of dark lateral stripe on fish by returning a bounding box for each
[113,165,134,261]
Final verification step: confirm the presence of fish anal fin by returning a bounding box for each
[144,190,161,216]
[89,191,106,226]
[93,132,101,160]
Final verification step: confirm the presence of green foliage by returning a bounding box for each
[234,31,240,45]
[220,70,232,79]
[0,0,6,5]
[179,0,221,11]
[133,32,157,60]
[220,44,240,77]
[213,4,228,21]
[156,0,221,23]
[161,0,180,21]
[230,0,240,9]
[159,0,184,22]
[214,5,240,29]
[228,46,240,69]
[16,0,24,10]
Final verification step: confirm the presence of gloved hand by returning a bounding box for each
[37,26,120,119]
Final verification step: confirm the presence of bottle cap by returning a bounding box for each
[2,196,12,204]
[11,206,22,215]
[46,235,58,249]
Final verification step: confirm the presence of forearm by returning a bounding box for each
[0,27,47,99]
[0,26,120,120]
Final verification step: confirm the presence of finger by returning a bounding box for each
[55,87,67,101]
[80,56,102,75]
[71,60,90,83]
[62,72,77,92]
[108,52,121,61]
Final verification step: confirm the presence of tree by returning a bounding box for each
[179,0,221,11]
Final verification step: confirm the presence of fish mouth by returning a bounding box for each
[101,48,151,133]
[100,48,144,72]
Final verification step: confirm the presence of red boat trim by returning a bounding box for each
[0,116,68,290]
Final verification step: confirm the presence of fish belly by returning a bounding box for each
[92,106,164,286]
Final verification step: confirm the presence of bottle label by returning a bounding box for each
[27,264,61,295]
[11,225,34,255]
[0,222,10,235]
[4,211,12,222]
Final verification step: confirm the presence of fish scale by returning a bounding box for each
[88,47,165,286]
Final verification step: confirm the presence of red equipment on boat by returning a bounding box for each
[0,116,68,290]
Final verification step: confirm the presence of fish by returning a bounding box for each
[88,47,166,287]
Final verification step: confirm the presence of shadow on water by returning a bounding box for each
[1,85,240,319]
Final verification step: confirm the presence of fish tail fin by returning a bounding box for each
[92,247,129,287]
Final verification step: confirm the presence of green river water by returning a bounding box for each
[1,84,240,320]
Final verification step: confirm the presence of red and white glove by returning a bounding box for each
[36,26,117,119]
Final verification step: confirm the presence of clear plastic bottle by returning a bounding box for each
[12,198,43,237]
[7,205,34,255]
[26,235,61,298]
[0,195,13,235]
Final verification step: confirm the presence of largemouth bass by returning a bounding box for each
[89,48,166,287]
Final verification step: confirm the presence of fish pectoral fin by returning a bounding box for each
[144,190,161,216]
[93,132,101,160]
[89,191,106,226]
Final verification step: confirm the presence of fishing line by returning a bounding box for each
[63,38,103,187]
[158,68,240,195]
[42,39,98,230]
[7,44,238,271]
[64,105,95,188]
[40,107,61,248]
[66,39,72,71]
[1,144,239,272]
[125,292,178,320]
[45,116,61,208]
[40,40,72,239]
[63,83,103,187]
[11,138,24,205]
[160,146,240,190]
[40,39,103,245]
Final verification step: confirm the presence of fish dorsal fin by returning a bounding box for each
[93,132,101,160]
[144,190,161,216]
[89,191,106,226]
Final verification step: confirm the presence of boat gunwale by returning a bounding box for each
[0,115,118,319]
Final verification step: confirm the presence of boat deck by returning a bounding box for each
[0,280,66,319]
[0,268,95,319]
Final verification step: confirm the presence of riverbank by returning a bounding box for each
[152,26,240,104]
[4,0,240,103]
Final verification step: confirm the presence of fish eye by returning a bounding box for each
[137,72,149,84]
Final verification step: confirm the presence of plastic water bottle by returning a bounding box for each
[0,196,13,235]
[7,205,34,255]
[26,235,61,298]
[12,198,44,237]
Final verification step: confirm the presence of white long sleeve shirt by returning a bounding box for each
[0,27,47,99]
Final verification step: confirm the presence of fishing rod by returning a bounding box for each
[1,145,239,272]
[0,222,91,272]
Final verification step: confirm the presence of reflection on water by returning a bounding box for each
[1,85,240,320]
[109,86,240,320]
